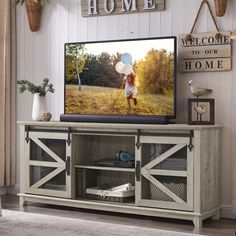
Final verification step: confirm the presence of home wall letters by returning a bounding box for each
[81,0,165,17]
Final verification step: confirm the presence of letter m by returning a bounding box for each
[121,0,137,12]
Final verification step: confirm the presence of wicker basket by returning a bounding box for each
[25,0,42,32]
[214,0,227,17]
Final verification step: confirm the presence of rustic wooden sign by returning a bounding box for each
[81,0,165,17]
[178,32,231,72]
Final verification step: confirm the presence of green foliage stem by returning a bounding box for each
[17,78,55,97]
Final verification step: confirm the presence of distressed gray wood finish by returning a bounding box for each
[22,131,72,199]
[81,0,165,17]
[135,136,194,211]
[18,121,221,233]
[15,0,236,214]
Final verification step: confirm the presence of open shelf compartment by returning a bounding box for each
[76,168,135,203]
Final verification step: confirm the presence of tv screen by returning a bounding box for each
[61,36,176,124]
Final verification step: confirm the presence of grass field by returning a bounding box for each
[65,85,174,116]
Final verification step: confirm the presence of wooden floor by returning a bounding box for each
[1,194,236,236]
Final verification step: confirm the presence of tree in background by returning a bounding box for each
[65,44,87,84]
[136,49,174,96]
[81,52,123,88]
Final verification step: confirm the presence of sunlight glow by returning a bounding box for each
[84,38,175,62]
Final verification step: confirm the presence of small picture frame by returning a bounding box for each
[188,98,215,125]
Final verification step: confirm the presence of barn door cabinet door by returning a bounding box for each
[135,135,194,211]
[23,132,72,198]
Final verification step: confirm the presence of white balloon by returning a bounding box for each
[122,64,133,75]
[115,61,125,74]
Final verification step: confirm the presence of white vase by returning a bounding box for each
[32,93,47,121]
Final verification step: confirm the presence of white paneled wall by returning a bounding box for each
[16,0,236,213]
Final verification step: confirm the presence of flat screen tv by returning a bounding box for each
[60,36,177,124]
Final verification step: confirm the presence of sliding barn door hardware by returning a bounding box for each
[136,129,141,149]
[67,127,72,146]
[25,125,30,143]
[188,130,194,152]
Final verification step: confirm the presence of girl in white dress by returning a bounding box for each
[122,73,138,110]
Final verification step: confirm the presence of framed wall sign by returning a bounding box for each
[179,32,232,73]
[81,0,165,17]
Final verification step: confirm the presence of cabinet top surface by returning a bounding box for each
[17,121,221,130]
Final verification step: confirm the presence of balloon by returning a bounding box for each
[115,61,133,75]
[115,61,125,74]
[121,53,132,64]
[122,64,133,75]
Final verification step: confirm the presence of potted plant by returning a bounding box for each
[15,0,50,32]
[17,78,54,121]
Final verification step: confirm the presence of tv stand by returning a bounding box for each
[18,121,221,233]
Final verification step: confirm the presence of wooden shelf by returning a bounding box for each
[74,165,135,172]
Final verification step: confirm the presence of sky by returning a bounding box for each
[82,38,175,62]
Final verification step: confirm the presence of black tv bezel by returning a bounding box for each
[61,36,177,124]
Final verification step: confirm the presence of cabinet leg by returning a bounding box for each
[19,196,26,209]
[211,209,220,220]
[193,216,203,234]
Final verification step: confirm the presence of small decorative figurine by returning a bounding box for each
[188,80,214,125]
[41,112,52,121]
[188,80,212,98]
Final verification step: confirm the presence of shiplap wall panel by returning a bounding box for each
[16,0,236,209]
[127,14,139,38]
[138,12,149,37]
[16,3,26,182]
[41,6,52,78]
[50,1,60,119]
[77,0,88,42]
[160,0,171,36]
[68,0,79,42]
[117,14,128,39]
[217,0,233,205]
[87,17,98,41]
[172,0,183,123]
[107,15,118,40]
[231,0,236,212]
[206,1,220,125]
[149,12,161,37]
[97,17,108,40]
[58,0,69,119]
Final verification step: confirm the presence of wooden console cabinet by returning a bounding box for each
[18,121,221,233]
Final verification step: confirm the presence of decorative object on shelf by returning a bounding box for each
[41,112,52,121]
[17,78,54,121]
[95,158,135,168]
[188,80,212,98]
[116,151,135,162]
[188,98,215,125]
[14,0,49,32]
[86,183,135,203]
[179,0,231,72]
[32,93,47,121]
[214,0,227,17]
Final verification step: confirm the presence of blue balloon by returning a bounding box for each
[121,53,132,64]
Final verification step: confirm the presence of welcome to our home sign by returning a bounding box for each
[179,32,232,72]
[81,0,165,17]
